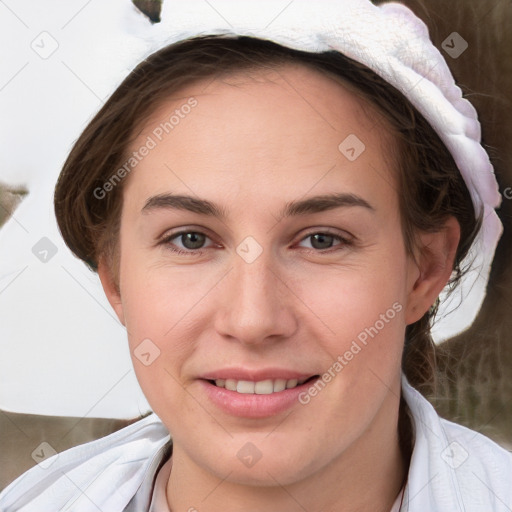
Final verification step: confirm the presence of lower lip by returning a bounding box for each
[199,378,318,418]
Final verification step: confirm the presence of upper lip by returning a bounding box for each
[200,368,317,382]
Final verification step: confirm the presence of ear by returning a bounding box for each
[405,216,461,325]
[97,256,126,326]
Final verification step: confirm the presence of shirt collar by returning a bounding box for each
[400,373,466,511]
[124,439,173,511]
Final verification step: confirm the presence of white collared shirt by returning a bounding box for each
[1,374,511,511]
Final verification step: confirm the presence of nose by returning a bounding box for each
[213,244,298,346]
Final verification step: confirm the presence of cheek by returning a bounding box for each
[290,255,408,438]
[298,246,409,386]
[116,246,204,407]
[121,272,197,364]
[304,249,408,329]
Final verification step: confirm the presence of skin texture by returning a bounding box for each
[98,64,460,512]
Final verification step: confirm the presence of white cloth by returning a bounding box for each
[149,456,172,512]
[1,374,510,511]
[390,488,405,512]
[135,0,503,343]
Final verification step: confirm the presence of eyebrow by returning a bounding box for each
[141,192,375,219]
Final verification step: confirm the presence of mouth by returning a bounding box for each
[199,372,320,419]
[199,369,321,417]
[207,375,319,394]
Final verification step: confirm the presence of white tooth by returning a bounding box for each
[225,379,237,391]
[215,379,226,388]
[273,379,287,392]
[237,380,255,393]
[255,379,274,394]
[286,379,298,389]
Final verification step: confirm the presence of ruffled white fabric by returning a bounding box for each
[135,0,502,343]
[0,414,171,511]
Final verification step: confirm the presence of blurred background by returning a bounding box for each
[0,0,511,491]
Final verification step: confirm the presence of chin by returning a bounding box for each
[190,434,327,488]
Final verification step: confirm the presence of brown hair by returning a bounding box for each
[53,34,480,398]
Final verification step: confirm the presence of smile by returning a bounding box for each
[212,377,313,394]
[201,374,320,418]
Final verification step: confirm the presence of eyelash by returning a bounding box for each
[158,229,353,256]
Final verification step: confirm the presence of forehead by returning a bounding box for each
[122,63,398,215]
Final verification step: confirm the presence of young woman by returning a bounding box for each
[0,1,510,511]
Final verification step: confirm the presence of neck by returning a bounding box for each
[166,383,411,512]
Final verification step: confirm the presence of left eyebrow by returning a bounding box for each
[280,193,375,217]
[141,192,375,219]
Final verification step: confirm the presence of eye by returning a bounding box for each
[159,230,215,256]
[297,231,352,253]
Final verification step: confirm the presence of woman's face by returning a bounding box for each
[101,64,423,487]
